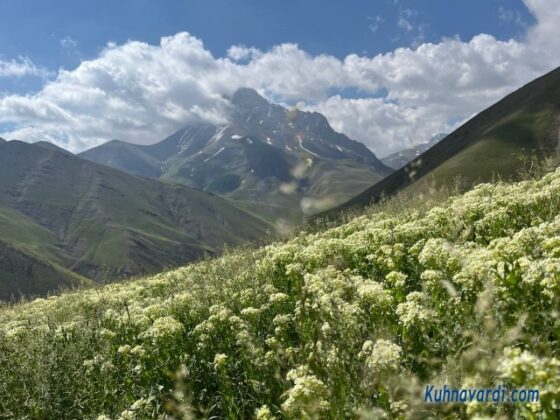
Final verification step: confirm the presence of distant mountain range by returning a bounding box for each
[0,90,393,298]
[0,140,270,299]
[2,65,560,299]
[381,133,447,170]
[79,88,393,220]
[328,66,560,214]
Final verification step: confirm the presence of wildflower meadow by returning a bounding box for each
[2,167,560,418]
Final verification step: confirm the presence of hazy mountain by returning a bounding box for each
[381,133,447,170]
[80,88,393,219]
[329,66,560,214]
[78,139,162,177]
[33,141,74,155]
[0,140,270,299]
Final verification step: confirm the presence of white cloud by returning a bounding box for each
[0,57,51,79]
[395,6,428,47]
[60,36,78,49]
[227,45,261,61]
[397,7,416,32]
[308,96,460,156]
[367,16,384,33]
[498,7,526,26]
[0,0,559,155]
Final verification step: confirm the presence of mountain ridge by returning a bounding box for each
[326,66,560,215]
[79,88,393,220]
[33,141,74,155]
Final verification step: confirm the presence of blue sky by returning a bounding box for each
[0,0,534,94]
[0,0,556,155]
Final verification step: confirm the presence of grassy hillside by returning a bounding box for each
[0,240,90,299]
[1,167,560,418]
[0,141,271,298]
[331,66,560,214]
[0,205,91,298]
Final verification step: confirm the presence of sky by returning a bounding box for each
[0,0,558,157]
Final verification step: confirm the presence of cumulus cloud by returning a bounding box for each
[227,45,262,61]
[309,96,459,155]
[0,57,51,79]
[0,0,559,155]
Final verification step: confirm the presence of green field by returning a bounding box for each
[1,165,560,418]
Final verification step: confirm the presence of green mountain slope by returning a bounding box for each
[0,201,92,299]
[0,141,271,298]
[331,66,560,213]
[0,239,90,300]
[79,88,393,221]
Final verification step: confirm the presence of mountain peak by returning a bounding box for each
[231,87,269,108]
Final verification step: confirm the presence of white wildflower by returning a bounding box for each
[360,339,401,373]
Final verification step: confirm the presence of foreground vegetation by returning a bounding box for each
[2,167,560,418]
